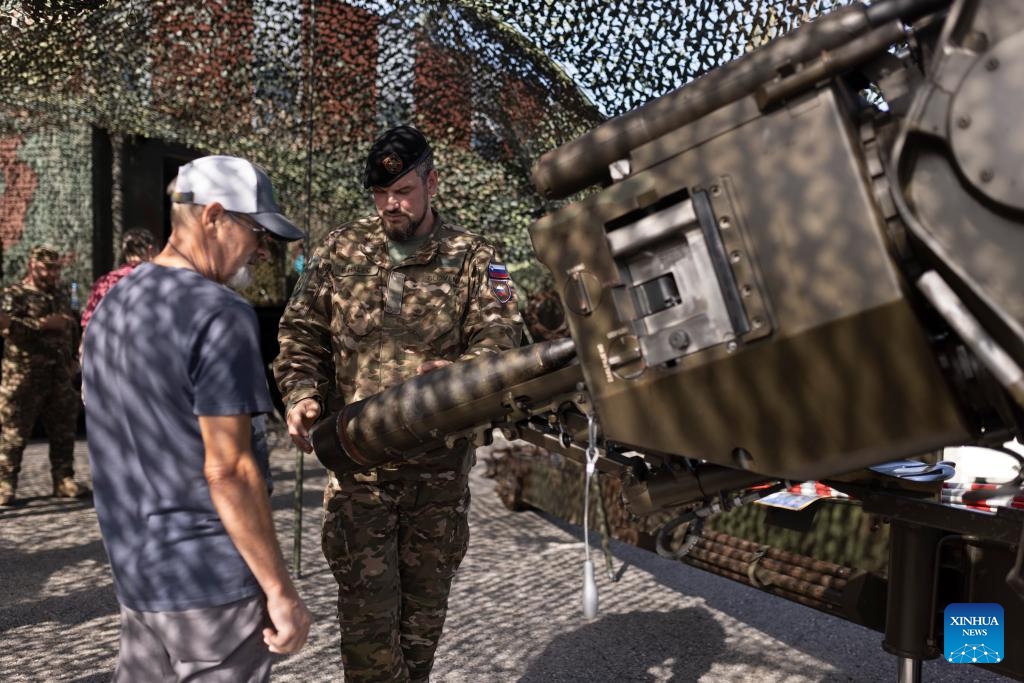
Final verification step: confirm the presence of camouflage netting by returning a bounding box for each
[0,0,851,303]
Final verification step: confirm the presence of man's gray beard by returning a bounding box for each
[227,265,253,290]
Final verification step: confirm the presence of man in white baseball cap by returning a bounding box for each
[166,155,304,289]
[82,155,310,681]
[171,155,305,241]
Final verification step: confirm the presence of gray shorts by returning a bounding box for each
[113,594,273,683]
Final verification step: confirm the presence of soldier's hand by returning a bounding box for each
[416,359,452,375]
[286,398,321,453]
[40,313,74,331]
[263,587,310,655]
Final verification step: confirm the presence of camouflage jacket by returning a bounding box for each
[275,214,523,418]
[1,282,75,371]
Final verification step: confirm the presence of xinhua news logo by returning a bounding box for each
[944,603,1003,664]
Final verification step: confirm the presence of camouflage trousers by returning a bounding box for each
[0,359,79,490]
[322,475,471,683]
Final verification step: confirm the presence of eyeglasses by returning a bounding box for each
[226,212,274,250]
[226,211,266,235]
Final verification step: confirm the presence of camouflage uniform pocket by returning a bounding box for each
[321,483,393,580]
[444,488,471,559]
[436,500,470,577]
[403,484,471,582]
[333,269,381,337]
[400,277,457,342]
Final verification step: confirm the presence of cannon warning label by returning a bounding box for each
[944,603,1003,664]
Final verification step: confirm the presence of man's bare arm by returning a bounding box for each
[199,414,310,654]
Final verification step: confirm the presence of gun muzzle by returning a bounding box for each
[311,338,578,475]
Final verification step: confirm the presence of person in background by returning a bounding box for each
[82,155,310,680]
[0,245,87,507]
[275,126,523,682]
[80,228,156,332]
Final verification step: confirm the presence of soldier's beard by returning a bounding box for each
[226,265,253,290]
[29,275,58,292]
[382,208,427,242]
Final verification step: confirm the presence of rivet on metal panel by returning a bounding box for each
[729,250,741,263]
[752,316,764,329]
[741,284,753,297]
[711,185,721,197]
[668,330,691,349]
[726,340,739,353]
[719,216,731,229]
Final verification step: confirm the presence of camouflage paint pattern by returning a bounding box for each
[482,437,891,574]
[275,213,522,681]
[0,281,79,491]
[482,435,674,548]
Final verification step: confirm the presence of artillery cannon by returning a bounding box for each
[312,0,1024,680]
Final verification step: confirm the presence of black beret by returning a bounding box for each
[363,126,431,188]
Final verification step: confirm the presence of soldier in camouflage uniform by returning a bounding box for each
[275,126,523,683]
[0,245,89,506]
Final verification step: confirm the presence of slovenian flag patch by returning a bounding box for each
[488,263,510,280]
[488,262,515,303]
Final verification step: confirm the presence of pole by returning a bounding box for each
[292,0,318,578]
[292,446,304,577]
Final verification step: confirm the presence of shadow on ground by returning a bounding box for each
[519,608,723,682]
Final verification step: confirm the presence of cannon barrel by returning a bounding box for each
[311,338,579,475]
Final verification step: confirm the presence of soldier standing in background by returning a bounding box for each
[0,245,88,507]
[275,125,523,683]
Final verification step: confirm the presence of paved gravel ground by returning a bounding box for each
[0,433,1013,682]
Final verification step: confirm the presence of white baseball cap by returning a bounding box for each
[171,155,305,241]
